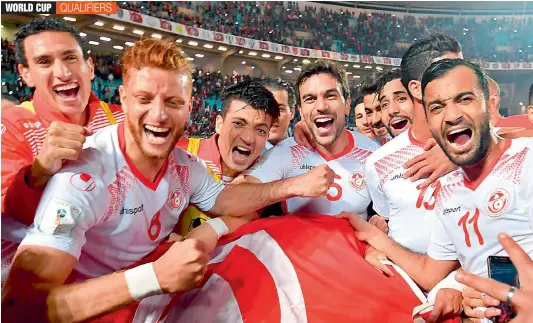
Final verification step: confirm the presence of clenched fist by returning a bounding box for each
[30,121,93,187]
[153,239,209,294]
[291,164,336,198]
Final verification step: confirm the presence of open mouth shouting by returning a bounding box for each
[314,115,334,135]
[445,126,473,153]
[53,83,80,103]
[144,124,171,145]
[231,145,252,164]
[387,116,411,136]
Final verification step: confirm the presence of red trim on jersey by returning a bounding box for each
[316,130,355,161]
[495,114,533,129]
[463,139,512,191]
[408,127,426,148]
[31,90,102,126]
[117,123,169,191]
[177,134,224,178]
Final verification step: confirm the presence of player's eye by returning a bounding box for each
[137,97,149,104]
[460,96,473,104]
[65,55,78,62]
[232,121,243,126]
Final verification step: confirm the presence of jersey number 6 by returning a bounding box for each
[326,174,342,202]
[148,211,162,241]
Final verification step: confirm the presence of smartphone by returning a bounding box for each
[487,256,520,323]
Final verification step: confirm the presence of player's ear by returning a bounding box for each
[18,64,35,87]
[119,85,127,113]
[528,105,533,122]
[409,80,422,102]
[86,57,95,81]
[345,97,352,116]
[215,115,223,134]
[290,105,296,120]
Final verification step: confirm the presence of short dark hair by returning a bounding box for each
[220,80,280,121]
[14,18,87,67]
[376,69,402,99]
[529,84,533,105]
[360,71,386,97]
[401,34,462,95]
[421,59,489,109]
[257,76,298,109]
[352,91,363,106]
[296,60,350,101]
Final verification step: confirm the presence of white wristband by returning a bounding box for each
[427,270,467,303]
[205,217,229,239]
[124,262,163,301]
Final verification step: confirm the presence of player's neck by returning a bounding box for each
[123,132,166,182]
[462,136,507,184]
[315,130,350,158]
[411,101,432,142]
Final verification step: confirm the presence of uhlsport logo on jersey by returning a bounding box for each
[70,172,96,192]
[349,171,366,190]
[485,188,510,218]
[168,189,184,210]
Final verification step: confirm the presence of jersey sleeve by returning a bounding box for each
[364,159,390,219]
[1,117,44,225]
[188,157,225,212]
[427,215,459,261]
[20,162,109,259]
[243,143,291,183]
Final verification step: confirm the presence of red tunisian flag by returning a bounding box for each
[91,214,452,322]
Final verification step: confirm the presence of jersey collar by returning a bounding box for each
[316,129,355,162]
[203,134,224,178]
[32,90,101,126]
[408,127,426,148]
[117,123,169,191]
[462,139,512,191]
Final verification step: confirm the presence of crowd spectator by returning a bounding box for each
[119,1,533,62]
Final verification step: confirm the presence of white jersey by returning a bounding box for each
[365,129,439,253]
[20,124,224,280]
[245,130,379,218]
[428,138,533,276]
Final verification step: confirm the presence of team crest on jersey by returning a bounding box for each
[485,189,510,218]
[0,124,6,135]
[168,189,184,210]
[70,173,96,192]
[349,171,366,190]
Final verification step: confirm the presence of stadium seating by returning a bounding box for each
[119,1,533,62]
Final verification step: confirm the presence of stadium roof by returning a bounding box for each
[320,1,533,15]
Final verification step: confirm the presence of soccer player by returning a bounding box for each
[353,94,377,139]
[360,72,392,145]
[364,36,461,253]
[1,18,123,284]
[244,60,380,218]
[175,81,280,235]
[2,39,333,322]
[494,81,533,131]
[377,70,414,138]
[258,77,298,150]
[341,59,533,321]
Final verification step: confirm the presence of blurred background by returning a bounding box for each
[2,1,533,137]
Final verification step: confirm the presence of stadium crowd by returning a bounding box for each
[1,8,533,323]
[120,1,533,61]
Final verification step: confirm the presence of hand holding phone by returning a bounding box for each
[487,256,520,323]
